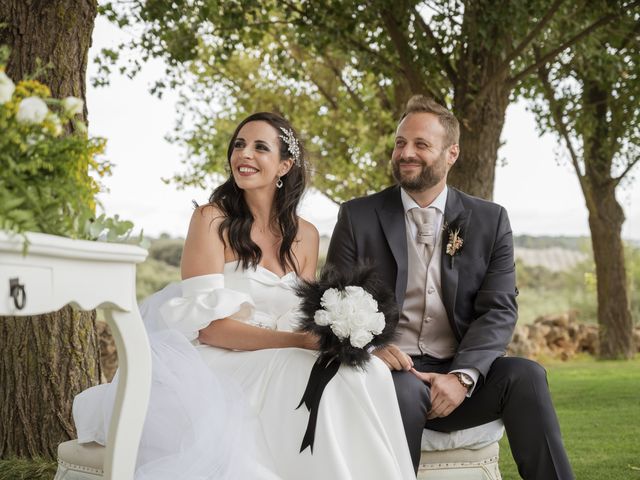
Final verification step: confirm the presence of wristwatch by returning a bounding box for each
[452,372,474,391]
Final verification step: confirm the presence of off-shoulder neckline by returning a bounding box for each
[224,260,297,281]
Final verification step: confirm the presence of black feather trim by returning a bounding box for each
[295,263,399,369]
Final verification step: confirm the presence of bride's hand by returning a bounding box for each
[298,332,320,350]
[373,344,413,371]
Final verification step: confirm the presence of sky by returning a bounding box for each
[87,17,640,241]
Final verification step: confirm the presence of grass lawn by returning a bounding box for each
[499,356,640,479]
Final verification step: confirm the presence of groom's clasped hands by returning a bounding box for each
[410,370,467,419]
[374,344,467,419]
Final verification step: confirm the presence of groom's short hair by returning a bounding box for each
[401,95,460,148]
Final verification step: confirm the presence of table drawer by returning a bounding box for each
[0,264,53,316]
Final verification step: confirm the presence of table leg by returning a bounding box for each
[102,306,152,479]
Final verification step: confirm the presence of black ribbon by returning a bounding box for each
[296,355,341,453]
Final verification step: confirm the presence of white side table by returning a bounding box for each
[0,231,150,480]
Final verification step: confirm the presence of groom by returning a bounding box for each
[325,96,574,479]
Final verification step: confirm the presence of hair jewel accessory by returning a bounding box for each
[279,127,301,166]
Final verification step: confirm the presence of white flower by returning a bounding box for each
[320,288,342,310]
[314,285,385,349]
[329,317,351,340]
[350,329,374,349]
[16,97,48,124]
[313,309,332,326]
[47,113,63,136]
[0,71,15,104]
[62,96,83,116]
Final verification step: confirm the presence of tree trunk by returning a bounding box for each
[0,0,98,122]
[0,0,100,460]
[0,308,102,458]
[450,88,510,200]
[447,1,513,201]
[585,182,634,359]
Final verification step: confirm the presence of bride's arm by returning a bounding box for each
[297,218,320,282]
[198,319,316,350]
[181,205,316,351]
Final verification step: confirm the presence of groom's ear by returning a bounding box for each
[446,144,459,167]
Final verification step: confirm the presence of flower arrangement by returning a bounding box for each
[294,265,398,452]
[0,64,138,245]
[313,286,386,348]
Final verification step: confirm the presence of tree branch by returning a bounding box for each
[379,7,441,100]
[614,156,640,186]
[502,0,565,75]
[463,0,565,112]
[510,1,640,86]
[273,36,340,109]
[534,47,586,188]
[413,6,457,84]
[616,15,640,53]
[323,56,366,110]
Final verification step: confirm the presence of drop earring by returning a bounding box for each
[276,177,283,189]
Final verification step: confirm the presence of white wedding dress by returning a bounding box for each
[73,261,415,480]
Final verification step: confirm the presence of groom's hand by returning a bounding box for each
[373,344,413,371]
[411,370,466,419]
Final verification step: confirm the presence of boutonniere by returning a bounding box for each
[443,220,465,267]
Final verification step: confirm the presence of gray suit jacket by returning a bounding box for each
[325,185,518,379]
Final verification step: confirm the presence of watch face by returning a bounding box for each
[457,373,473,386]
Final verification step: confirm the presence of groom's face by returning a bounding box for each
[391,112,456,192]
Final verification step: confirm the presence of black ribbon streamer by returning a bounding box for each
[296,355,341,453]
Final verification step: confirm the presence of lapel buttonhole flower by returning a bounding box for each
[445,227,464,267]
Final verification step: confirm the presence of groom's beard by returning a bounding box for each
[391,151,447,192]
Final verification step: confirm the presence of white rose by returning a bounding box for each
[320,288,342,311]
[16,97,48,124]
[347,311,371,330]
[313,309,332,327]
[0,71,15,104]
[349,329,374,348]
[62,96,83,116]
[329,317,351,340]
[369,312,386,335]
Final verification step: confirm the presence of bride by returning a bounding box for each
[73,112,415,479]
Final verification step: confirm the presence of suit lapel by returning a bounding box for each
[441,188,471,339]
[376,187,409,306]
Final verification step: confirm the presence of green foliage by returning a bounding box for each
[515,242,640,325]
[499,358,640,480]
[148,237,184,267]
[136,256,181,300]
[0,457,56,480]
[625,245,640,325]
[95,1,616,201]
[516,259,598,324]
[0,75,104,237]
[513,235,591,251]
[0,67,138,243]
[524,2,640,184]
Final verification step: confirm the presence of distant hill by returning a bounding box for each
[513,235,591,251]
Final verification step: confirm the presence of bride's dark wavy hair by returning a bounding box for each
[208,112,307,274]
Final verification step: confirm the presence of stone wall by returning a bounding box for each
[508,312,640,360]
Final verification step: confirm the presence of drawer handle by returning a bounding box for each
[9,278,26,310]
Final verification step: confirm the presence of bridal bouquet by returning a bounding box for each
[294,265,398,452]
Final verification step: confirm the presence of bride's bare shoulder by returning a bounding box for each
[182,204,227,278]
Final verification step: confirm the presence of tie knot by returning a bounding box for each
[410,208,437,246]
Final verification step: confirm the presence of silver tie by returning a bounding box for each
[410,207,437,256]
